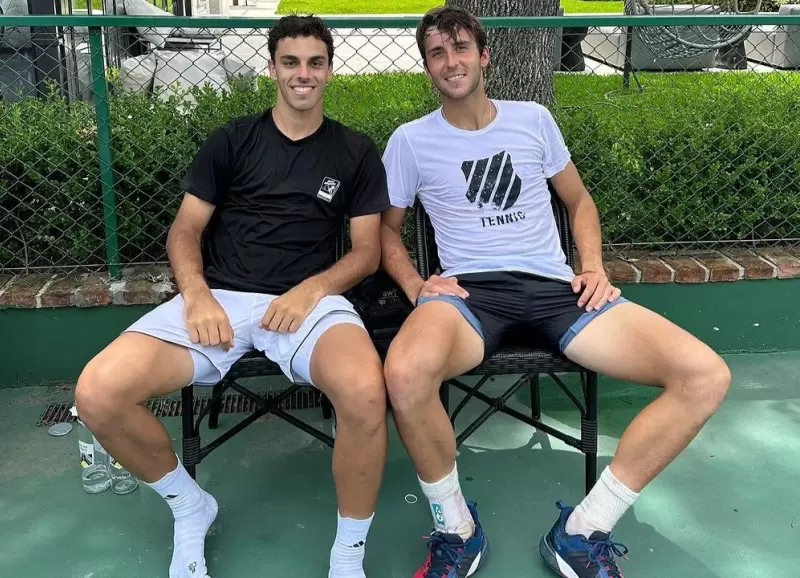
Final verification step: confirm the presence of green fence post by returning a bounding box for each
[88,26,120,280]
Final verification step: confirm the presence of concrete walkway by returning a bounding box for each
[227,0,279,17]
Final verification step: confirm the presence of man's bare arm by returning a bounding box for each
[380,207,425,302]
[550,160,621,311]
[549,161,604,273]
[380,207,468,303]
[166,193,236,349]
[166,193,216,298]
[307,213,383,297]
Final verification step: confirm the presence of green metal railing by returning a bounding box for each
[1,13,800,275]
[88,27,120,278]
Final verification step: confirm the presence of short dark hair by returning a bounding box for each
[268,14,335,65]
[415,6,488,66]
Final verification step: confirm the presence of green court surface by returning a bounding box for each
[0,350,798,577]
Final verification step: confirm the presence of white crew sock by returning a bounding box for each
[328,511,373,578]
[418,463,474,542]
[566,466,639,539]
[146,458,219,578]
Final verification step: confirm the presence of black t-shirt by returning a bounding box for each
[181,109,390,295]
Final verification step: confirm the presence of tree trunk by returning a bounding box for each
[446,0,560,105]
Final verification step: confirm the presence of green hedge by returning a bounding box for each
[554,72,800,247]
[1,70,799,270]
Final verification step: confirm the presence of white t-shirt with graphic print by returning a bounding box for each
[382,99,576,283]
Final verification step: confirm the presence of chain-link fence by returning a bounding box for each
[1,12,799,274]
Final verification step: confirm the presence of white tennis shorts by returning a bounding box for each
[124,288,366,387]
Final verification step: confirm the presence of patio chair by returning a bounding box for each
[413,182,599,495]
[623,0,761,59]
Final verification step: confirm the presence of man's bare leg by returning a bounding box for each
[383,301,484,542]
[76,332,194,480]
[75,332,219,578]
[561,300,731,538]
[309,323,388,578]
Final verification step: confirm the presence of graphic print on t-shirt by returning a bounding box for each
[317,176,341,202]
[461,150,522,211]
[461,150,527,229]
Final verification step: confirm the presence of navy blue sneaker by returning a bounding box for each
[413,502,490,578]
[539,501,629,578]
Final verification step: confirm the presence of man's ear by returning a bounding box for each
[423,60,432,80]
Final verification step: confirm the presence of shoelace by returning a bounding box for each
[587,534,629,578]
[422,533,464,577]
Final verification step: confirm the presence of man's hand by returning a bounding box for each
[260,280,324,334]
[183,290,235,351]
[415,274,469,303]
[571,270,621,312]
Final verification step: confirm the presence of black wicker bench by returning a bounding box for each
[181,186,598,495]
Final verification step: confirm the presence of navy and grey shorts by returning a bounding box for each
[418,271,628,362]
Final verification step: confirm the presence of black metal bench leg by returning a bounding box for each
[439,382,450,413]
[529,373,541,421]
[208,379,224,430]
[582,371,599,495]
[181,385,200,480]
[321,393,333,420]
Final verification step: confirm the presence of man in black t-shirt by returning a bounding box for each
[74,16,390,578]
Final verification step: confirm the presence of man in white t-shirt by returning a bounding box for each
[379,7,731,578]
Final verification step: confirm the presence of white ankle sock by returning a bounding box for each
[146,458,219,578]
[418,464,474,541]
[566,466,639,539]
[328,511,373,578]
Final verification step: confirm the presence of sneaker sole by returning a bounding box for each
[538,533,580,578]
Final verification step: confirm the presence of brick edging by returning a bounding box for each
[597,247,800,284]
[0,266,177,309]
[1,248,800,309]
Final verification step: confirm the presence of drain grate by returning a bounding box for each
[37,390,323,427]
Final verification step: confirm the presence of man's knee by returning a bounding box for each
[75,354,128,430]
[698,355,732,414]
[330,366,387,432]
[75,333,184,428]
[383,301,482,415]
[673,352,731,416]
[383,346,446,415]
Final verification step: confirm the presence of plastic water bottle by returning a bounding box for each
[71,406,111,494]
[110,456,139,495]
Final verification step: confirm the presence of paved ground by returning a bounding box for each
[0,350,798,577]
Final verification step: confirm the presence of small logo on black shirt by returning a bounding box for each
[317,177,341,202]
